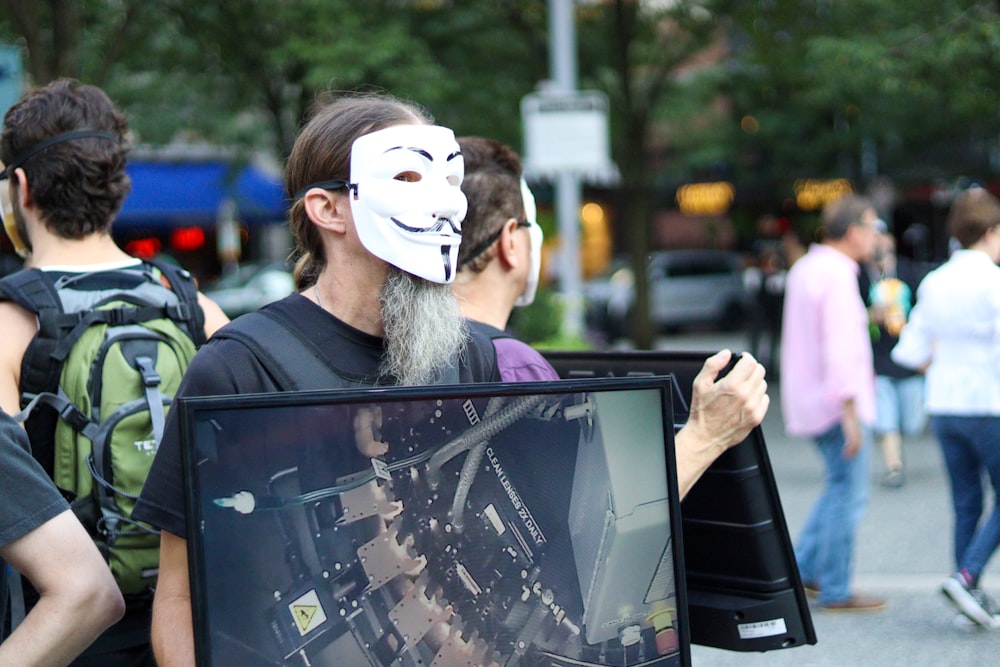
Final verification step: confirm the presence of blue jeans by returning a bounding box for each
[932,415,1000,580]
[795,422,872,604]
[875,374,926,437]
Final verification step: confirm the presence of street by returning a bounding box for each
[647,330,1000,667]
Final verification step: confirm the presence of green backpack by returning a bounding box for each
[0,260,205,597]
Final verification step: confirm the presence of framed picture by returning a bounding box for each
[543,350,817,653]
[179,376,691,667]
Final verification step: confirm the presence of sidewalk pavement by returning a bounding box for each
[652,330,1000,666]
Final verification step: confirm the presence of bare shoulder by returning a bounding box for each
[196,292,231,338]
[0,300,37,413]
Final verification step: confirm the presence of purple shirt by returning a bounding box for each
[780,243,875,437]
[493,338,560,382]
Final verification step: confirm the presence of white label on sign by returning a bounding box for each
[737,618,787,640]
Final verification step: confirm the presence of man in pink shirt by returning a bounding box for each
[780,195,884,611]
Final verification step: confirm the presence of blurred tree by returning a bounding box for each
[720,0,1000,196]
[0,0,163,86]
[0,0,82,83]
[128,0,453,157]
[578,0,722,349]
[0,1,481,157]
[10,1,996,345]
[406,0,549,147]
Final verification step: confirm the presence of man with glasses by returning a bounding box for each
[781,194,885,611]
[452,135,558,382]
[452,135,771,501]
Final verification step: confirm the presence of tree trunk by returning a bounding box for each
[622,123,655,350]
[51,0,81,79]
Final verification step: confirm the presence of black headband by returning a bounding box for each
[1,130,118,180]
[291,179,353,202]
[458,219,530,268]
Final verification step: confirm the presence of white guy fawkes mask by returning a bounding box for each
[350,125,467,284]
[515,178,543,307]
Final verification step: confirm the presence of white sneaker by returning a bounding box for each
[941,573,1000,629]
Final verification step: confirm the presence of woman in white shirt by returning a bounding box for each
[892,187,1000,630]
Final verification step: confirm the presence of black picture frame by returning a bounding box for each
[543,350,817,653]
[178,376,692,667]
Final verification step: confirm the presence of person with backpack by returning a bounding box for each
[0,79,230,666]
[133,92,503,666]
[452,135,770,498]
[0,409,125,666]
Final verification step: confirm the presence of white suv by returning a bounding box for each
[586,249,750,339]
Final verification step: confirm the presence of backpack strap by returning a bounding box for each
[212,309,344,391]
[215,307,501,390]
[463,320,504,383]
[145,258,207,347]
[0,269,66,398]
[14,389,99,441]
[466,319,515,342]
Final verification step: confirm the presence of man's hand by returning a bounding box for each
[675,350,769,498]
[841,400,862,459]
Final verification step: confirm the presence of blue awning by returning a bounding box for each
[116,160,288,229]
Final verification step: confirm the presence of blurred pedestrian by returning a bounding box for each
[892,186,1000,629]
[133,92,503,666]
[780,194,885,611]
[748,243,786,375]
[859,229,926,488]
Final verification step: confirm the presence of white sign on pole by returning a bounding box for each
[521,90,618,183]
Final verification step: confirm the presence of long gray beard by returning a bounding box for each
[379,267,468,386]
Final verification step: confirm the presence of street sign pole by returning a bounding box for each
[549,0,584,339]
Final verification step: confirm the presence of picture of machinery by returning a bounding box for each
[186,385,684,667]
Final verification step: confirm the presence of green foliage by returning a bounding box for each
[507,283,563,345]
[720,0,1000,192]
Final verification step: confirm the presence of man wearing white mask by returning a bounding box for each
[133,93,502,666]
[137,100,770,665]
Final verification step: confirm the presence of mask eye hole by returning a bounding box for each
[446,174,461,186]
[393,170,422,183]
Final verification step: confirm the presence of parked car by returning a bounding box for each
[584,249,751,339]
[203,261,295,318]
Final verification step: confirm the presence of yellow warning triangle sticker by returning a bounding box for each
[293,605,318,633]
[289,589,327,636]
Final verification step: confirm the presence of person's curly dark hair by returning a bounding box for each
[0,78,131,239]
[456,136,525,273]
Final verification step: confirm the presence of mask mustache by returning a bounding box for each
[392,216,461,234]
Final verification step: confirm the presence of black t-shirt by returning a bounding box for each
[0,412,68,548]
[133,293,499,538]
[0,410,69,637]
